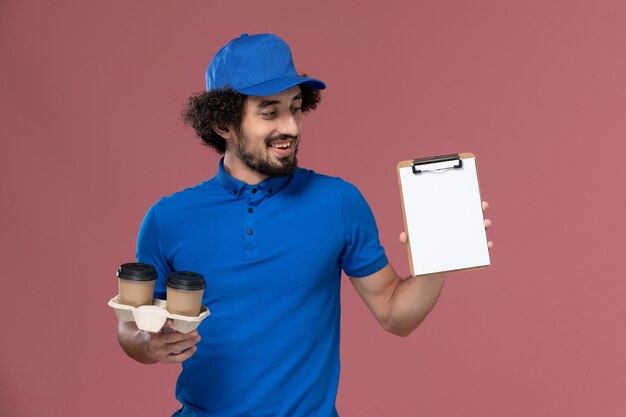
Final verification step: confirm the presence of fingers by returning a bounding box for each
[484,214,494,248]
[398,232,408,245]
[482,202,493,249]
[161,346,198,364]
[147,329,201,364]
[158,329,200,345]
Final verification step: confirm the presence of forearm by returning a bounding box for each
[117,321,158,364]
[386,273,446,336]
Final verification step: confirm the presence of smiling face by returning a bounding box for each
[224,86,304,181]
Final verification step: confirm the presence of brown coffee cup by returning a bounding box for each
[166,271,206,317]
[117,263,158,307]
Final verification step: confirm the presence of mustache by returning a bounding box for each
[265,134,299,146]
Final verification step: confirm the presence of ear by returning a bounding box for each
[212,124,234,140]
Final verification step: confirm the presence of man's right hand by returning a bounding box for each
[118,319,201,364]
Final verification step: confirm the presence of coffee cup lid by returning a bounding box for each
[117,263,158,281]
[167,271,206,291]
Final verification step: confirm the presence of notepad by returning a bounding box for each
[397,153,490,276]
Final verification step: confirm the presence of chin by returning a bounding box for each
[266,158,298,177]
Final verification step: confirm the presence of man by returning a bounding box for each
[117,33,492,417]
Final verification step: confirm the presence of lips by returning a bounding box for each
[268,138,295,157]
[269,139,292,149]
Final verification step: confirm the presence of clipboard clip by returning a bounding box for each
[412,154,463,174]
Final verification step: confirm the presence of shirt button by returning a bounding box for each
[251,188,257,194]
[247,229,253,235]
[233,190,238,195]
[268,188,273,193]
[248,208,253,214]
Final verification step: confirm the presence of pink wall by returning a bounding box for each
[2,0,625,416]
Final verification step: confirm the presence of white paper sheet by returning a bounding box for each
[399,155,490,275]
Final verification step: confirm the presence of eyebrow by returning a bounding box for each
[256,93,303,109]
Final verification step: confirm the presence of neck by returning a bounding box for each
[223,151,268,185]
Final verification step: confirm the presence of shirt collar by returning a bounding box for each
[216,158,291,198]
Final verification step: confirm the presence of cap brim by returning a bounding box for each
[238,76,326,96]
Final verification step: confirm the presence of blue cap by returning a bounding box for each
[205,33,326,96]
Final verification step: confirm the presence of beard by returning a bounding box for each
[235,131,300,177]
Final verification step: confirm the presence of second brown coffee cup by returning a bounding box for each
[117,263,158,307]
[166,271,206,317]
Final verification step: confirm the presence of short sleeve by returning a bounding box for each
[136,203,172,300]
[340,181,388,277]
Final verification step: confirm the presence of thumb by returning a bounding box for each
[399,231,408,246]
[160,318,175,333]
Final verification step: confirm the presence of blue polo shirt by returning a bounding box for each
[137,159,388,417]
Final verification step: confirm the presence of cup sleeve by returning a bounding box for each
[136,203,172,300]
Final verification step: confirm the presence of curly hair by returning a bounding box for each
[181,81,321,154]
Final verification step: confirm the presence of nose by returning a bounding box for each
[277,112,300,137]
